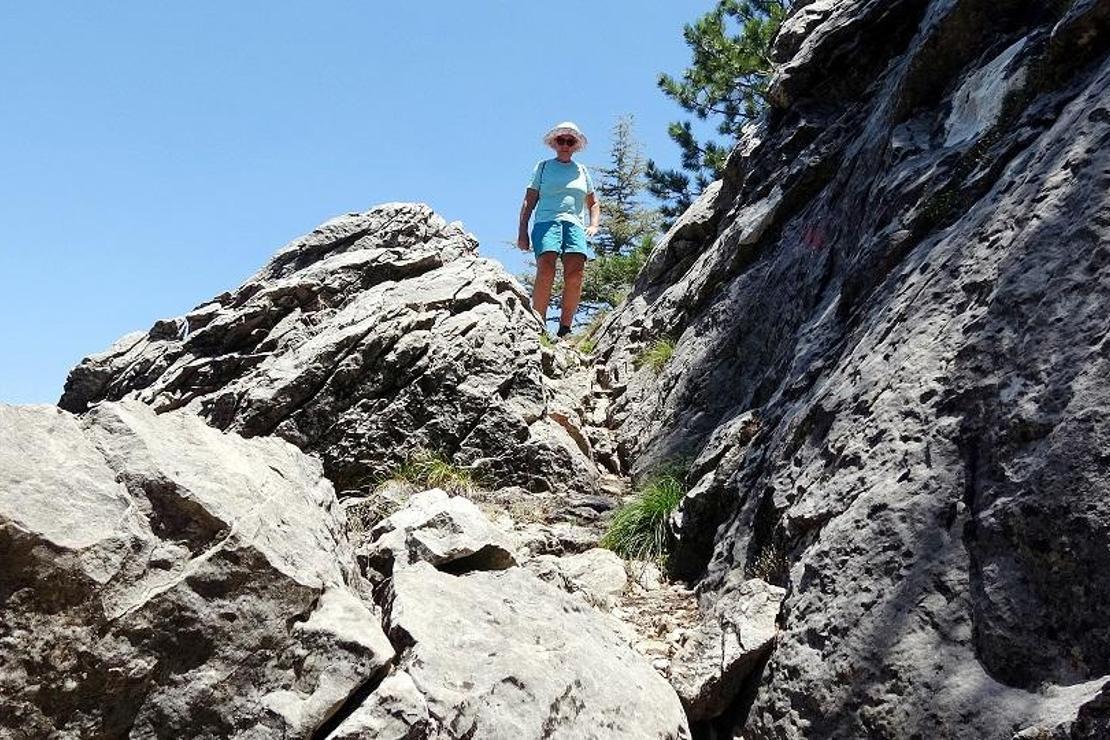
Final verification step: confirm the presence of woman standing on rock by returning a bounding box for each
[517,121,600,338]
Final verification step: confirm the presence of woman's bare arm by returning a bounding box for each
[517,188,539,250]
[585,192,600,237]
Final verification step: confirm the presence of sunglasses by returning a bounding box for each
[555,136,578,146]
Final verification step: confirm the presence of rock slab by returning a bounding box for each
[0,401,392,739]
[383,563,691,740]
[591,1,1110,737]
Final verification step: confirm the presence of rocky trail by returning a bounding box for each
[5,204,772,738]
[5,0,1110,737]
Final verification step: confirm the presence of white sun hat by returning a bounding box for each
[543,121,588,152]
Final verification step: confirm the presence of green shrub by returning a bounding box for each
[636,337,676,374]
[576,337,597,355]
[580,240,652,308]
[383,449,473,494]
[601,469,687,561]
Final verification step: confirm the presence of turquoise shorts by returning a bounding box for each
[531,220,593,260]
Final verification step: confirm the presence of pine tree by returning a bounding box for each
[595,115,660,258]
[648,0,792,224]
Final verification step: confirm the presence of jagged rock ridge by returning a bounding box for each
[8,202,702,738]
[60,203,601,498]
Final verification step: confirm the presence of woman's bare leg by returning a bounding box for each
[560,253,586,328]
[533,252,559,319]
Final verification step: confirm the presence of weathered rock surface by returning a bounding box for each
[382,562,691,739]
[1015,680,1110,739]
[591,1,1110,736]
[337,488,691,739]
[525,547,629,610]
[669,576,783,723]
[2,398,692,739]
[326,671,430,740]
[0,401,392,739]
[60,203,599,497]
[361,488,517,574]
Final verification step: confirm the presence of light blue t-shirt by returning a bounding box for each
[528,158,594,228]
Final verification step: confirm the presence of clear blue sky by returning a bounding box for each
[1,1,716,404]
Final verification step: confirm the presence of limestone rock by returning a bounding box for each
[669,577,783,722]
[626,559,664,592]
[59,203,598,497]
[382,562,691,739]
[0,401,391,739]
[512,519,602,557]
[525,547,629,610]
[325,671,430,740]
[943,38,1028,147]
[1011,678,1110,739]
[361,489,517,574]
[592,2,1110,737]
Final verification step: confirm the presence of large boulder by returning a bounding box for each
[669,576,783,722]
[591,1,1110,737]
[382,562,691,739]
[0,401,392,739]
[360,488,518,574]
[59,203,598,496]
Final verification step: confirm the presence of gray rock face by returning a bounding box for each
[1016,681,1110,739]
[669,577,783,722]
[361,488,518,574]
[326,671,430,740]
[383,562,691,740]
[592,1,1110,737]
[0,401,392,739]
[525,547,629,610]
[60,203,598,497]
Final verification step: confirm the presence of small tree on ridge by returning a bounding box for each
[647,0,793,225]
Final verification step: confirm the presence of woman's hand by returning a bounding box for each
[517,236,530,251]
[585,225,599,239]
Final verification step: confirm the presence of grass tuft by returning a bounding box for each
[600,467,687,562]
[382,449,474,495]
[635,337,676,375]
[746,542,788,584]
